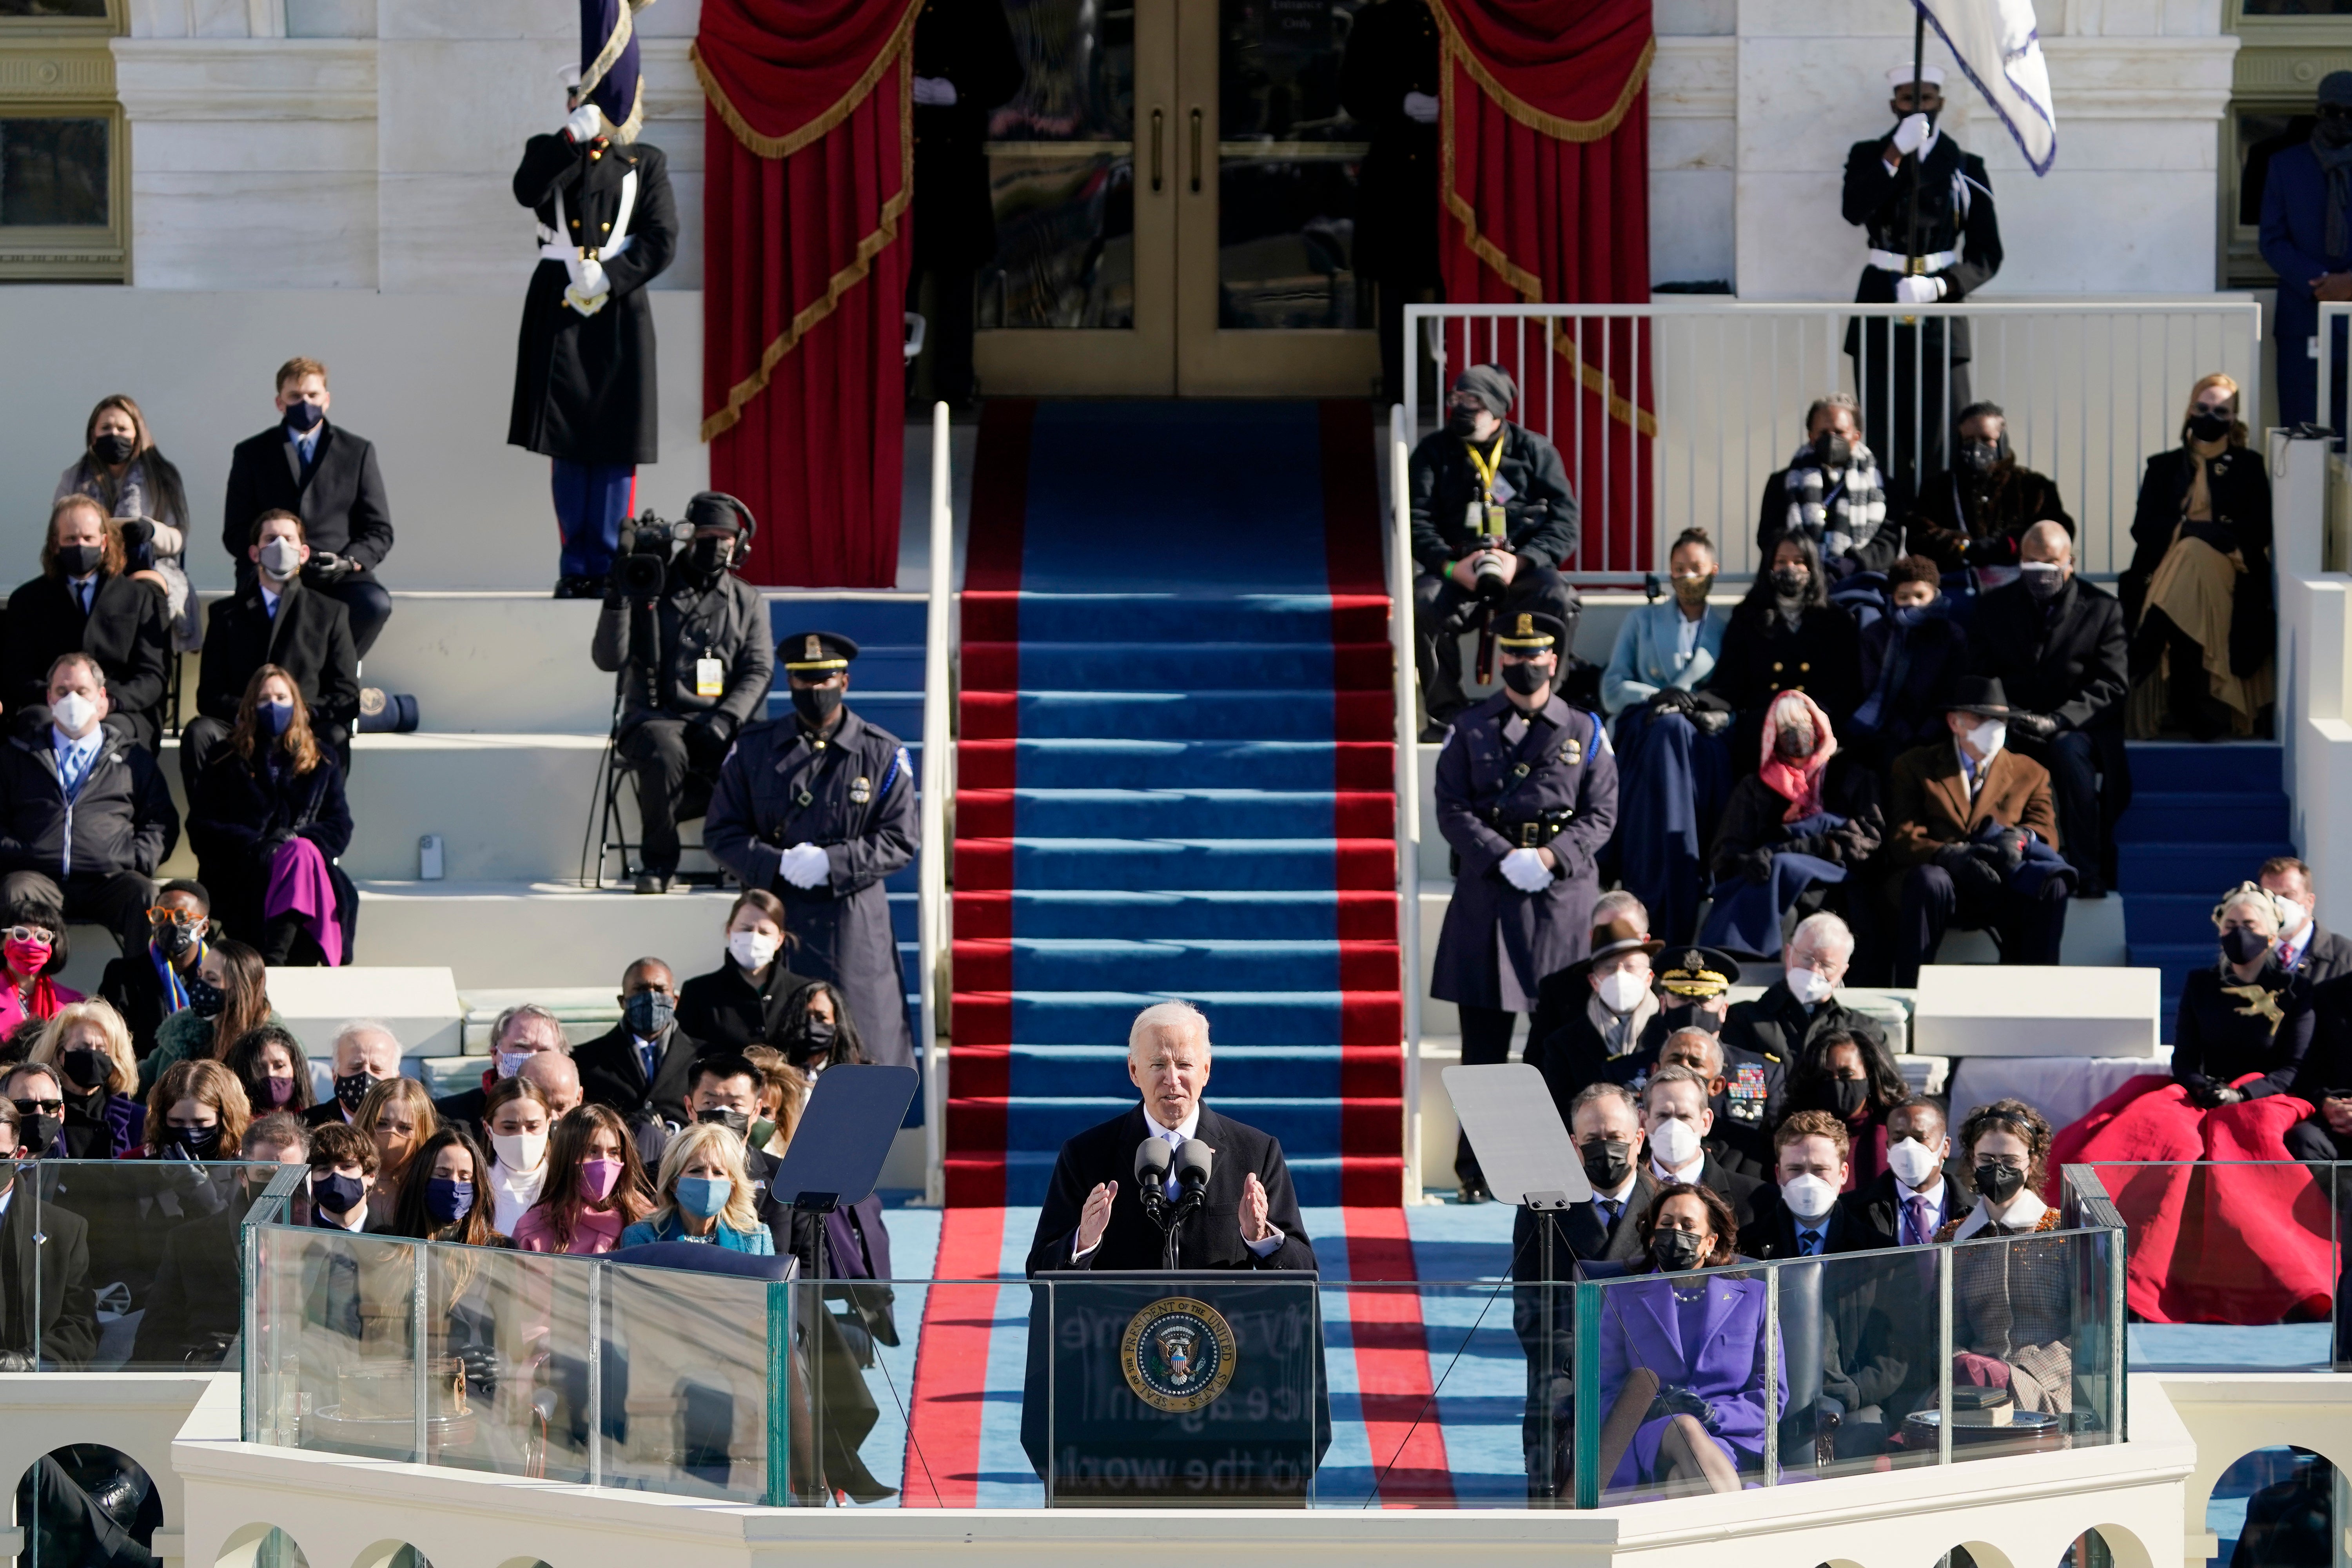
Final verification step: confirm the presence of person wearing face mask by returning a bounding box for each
[1528,917,1666,1122]
[186,666,355,965]
[141,938,274,1096]
[1850,556,1972,767]
[574,957,707,1133]
[224,1023,315,1121]
[682,1054,792,1246]
[135,1059,249,1163]
[2,495,170,751]
[1909,403,2074,572]
[1633,1020,1787,1181]
[56,394,197,652]
[1787,1028,1909,1191]
[2258,72,2352,430]
[1711,534,1862,772]
[0,1100,96,1369]
[678,888,815,1051]
[305,1121,378,1233]
[96,879,210,1059]
[1842,1095,1961,1249]
[593,492,774,897]
[480,1077,554,1237]
[1405,365,1582,734]
[1603,528,1734,946]
[132,1110,310,1369]
[768,980,867,1083]
[1736,1112,1867,1259]
[430,1003,568,1140]
[302,1021,403,1130]
[2258,856,2352,984]
[619,1120,775,1254]
[1429,611,1619,1200]
[515,1103,653,1254]
[184,511,361,797]
[2122,373,2276,742]
[1840,65,2004,507]
[706,630,920,1072]
[221,357,395,657]
[1639,1066,1765,1227]
[1701,690,1882,960]
[1753,395,1893,577]
[1722,913,1893,1085]
[1935,1101,2080,1422]
[0,896,82,1041]
[2171,884,2314,1112]
[1883,677,2070,986]
[30,1001,144,1158]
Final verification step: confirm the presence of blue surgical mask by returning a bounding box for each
[262,701,295,736]
[311,1171,365,1215]
[423,1178,474,1223]
[676,1175,731,1220]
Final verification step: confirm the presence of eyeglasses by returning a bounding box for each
[11,1098,62,1118]
[1975,1155,2029,1171]
[147,908,203,928]
[2,927,54,946]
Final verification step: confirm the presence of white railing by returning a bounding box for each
[1388,403,1423,1205]
[1403,299,2265,582]
[920,402,953,1206]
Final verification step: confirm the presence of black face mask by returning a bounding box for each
[2189,410,2234,443]
[697,1107,751,1139]
[1580,1138,1632,1191]
[16,1114,59,1157]
[154,919,199,959]
[187,977,225,1020]
[1811,432,1851,470]
[686,536,732,584]
[169,1123,223,1159]
[1771,566,1808,600]
[55,544,102,579]
[1974,1161,2025,1204]
[333,1070,380,1112]
[1499,660,1549,697]
[1957,440,2000,475]
[92,434,136,467]
[623,991,676,1038]
[1650,1227,1706,1272]
[791,684,844,727]
[2222,926,2272,965]
[61,1048,111,1092]
[1446,408,1484,439]
[1829,1078,1870,1118]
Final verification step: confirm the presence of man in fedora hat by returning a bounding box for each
[1882,675,2069,984]
[1432,608,1617,1201]
[1526,915,1664,1122]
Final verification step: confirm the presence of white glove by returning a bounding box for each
[563,284,609,317]
[1890,112,1931,156]
[1402,91,1439,125]
[1894,274,1947,305]
[576,256,609,298]
[780,842,831,890]
[566,103,605,143]
[1500,847,1552,893]
[912,75,959,107]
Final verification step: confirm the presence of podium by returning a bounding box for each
[1019,1272,1329,1506]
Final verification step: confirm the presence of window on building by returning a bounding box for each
[0,0,125,281]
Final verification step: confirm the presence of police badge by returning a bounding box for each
[1120,1297,1239,1413]
[850,775,871,805]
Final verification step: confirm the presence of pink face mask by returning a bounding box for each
[4,937,50,977]
[581,1157,623,1202]
[264,1075,296,1107]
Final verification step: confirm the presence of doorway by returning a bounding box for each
[974,0,1381,396]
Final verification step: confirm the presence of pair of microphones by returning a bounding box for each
[1134,1135,1213,1221]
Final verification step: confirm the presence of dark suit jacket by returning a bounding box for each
[2,571,170,749]
[1885,740,2060,864]
[221,420,394,570]
[1026,1104,1317,1274]
[1721,984,1892,1075]
[1970,577,2128,733]
[0,1177,94,1367]
[1515,1171,1661,1286]
[573,1022,706,1128]
[1838,1167,1970,1250]
[1737,1198,1875,1261]
[196,576,361,732]
[2295,924,2352,987]
[129,1199,246,1365]
[431,1074,494,1140]
[301,1101,354,1130]
[1653,1152,1768,1230]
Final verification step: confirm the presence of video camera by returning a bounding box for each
[614,510,693,598]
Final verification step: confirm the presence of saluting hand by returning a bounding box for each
[1241,1172,1274,1246]
[1076,1181,1117,1255]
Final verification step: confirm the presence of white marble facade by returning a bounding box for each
[111,0,2237,298]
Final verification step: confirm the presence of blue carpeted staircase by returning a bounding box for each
[2117,740,2295,1026]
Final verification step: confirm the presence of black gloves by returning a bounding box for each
[118,518,154,553]
[2185,1080,2245,1110]
[302,554,355,585]
[2008,710,2060,743]
[1648,687,1696,717]
[685,711,737,770]
[1648,1385,1722,1432]
[1965,534,2014,566]
[1936,840,2005,899]
[1975,824,2029,877]
[458,1342,501,1398]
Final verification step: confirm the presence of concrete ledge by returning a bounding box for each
[262,964,462,1060]
[1911,964,2162,1058]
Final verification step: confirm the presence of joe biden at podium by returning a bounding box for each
[1027,1001,1318,1274]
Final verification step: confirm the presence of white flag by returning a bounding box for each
[1916,0,2058,174]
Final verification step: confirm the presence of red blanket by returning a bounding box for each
[2054,1074,2332,1324]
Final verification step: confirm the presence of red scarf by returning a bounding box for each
[1757,690,1836,823]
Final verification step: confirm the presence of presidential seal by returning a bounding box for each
[1120,1297,1238,1413]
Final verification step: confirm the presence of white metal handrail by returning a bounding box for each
[920,402,953,1205]
[1388,403,1423,1205]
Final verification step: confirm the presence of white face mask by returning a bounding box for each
[494,1050,534,1080]
[1595,968,1649,1014]
[1781,1172,1838,1221]
[1648,1115,1702,1170]
[1967,718,2007,758]
[728,929,782,973]
[50,690,96,737]
[1785,965,1835,1007]
[2274,896,2312,938]
[490,1129,547,1173]
[258,537,303,581]
[1887,1136,1942,1188]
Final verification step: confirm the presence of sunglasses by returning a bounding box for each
[11,1098,62,1118]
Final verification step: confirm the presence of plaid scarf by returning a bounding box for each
[1783,442,1886,559]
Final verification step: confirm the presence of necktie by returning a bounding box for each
[1599,1198,1621,1229]
[639,1038,659,1080]
[1905,1195,1933,1245]
[1162,1131,1183,1200]
[59,742,91,800]
[1800,1228,1823,1256]
[77,581,91,615]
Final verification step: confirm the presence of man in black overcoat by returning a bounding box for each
[906,0,1022,410]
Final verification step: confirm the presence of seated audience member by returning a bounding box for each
[0,1061,66,1159]
[433,1002,568,1134]
[0,653,178,956]
[0,891,81,1038]
[1603,528,1733,945]
[96,878,209,1058]
[305,1020,402,1129]
[1648,1022,1784,1179]
[1843,1096,1964,1248]
[1938,1100,2076,1421]
[1786,1028,1909,1191]
[132,1111,309,1366]
[355,1076,436,1227]
[185,511,361,793]
[31,1000,143,1158]
[2259,855,2352,984]
[1850,555,1971,764]
[1641,1065,1764,1227]
[743,1044,805,1155]
[681,889,815,1051]
[1939,1098,2061,1241]
[138,1059,249,1161]
[1710,535,1863,763]
[3,497,169,748]
[1721,913,1891,1073]
[221,357,396,657]
[57,394,199,650]
[1597,1183,1781,1495]
[1651,944,1742,1040]
[1739,1111,1869,1258]
[522,1049,583,1121]
[683,1053,795,1247]
[1529,890,1651,1071]
[1559,1081,1657,1264]
[1701,691,1882,959]
[0,1019,41,1067]
[225,1022,313,1118]
[308,1120,377,1232]
[1909,402,2074,571]
[575,957,702,1131]
[1970,521,2130,895]
[188,666,355,964]
[141,938,271,1095]
[0,1100,96,1366]
[482,1076,553,1236]
[1531,916,1664,1116]
[1755,394,1895,577]
[1882,677,2070,986]
[770,978,866,1077]
[2122,373,2273,740]
[2174,883,2313,1111]
[514,1104,654,1255]
[619,1120,776,1254]
[383,1126,498,1245]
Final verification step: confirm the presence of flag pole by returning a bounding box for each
[1904,6,1927,272]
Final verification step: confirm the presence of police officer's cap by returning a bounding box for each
[1657,946,1742,999]
[1496,611,1568,654]
[685,491,758,541]
[781,630,858,674]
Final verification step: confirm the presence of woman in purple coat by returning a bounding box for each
[1596,1183,1786,1494]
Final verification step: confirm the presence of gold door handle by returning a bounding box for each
[1189,107,1203,194]
[1150,108,1163,192]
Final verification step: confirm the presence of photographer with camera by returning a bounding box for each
[591,492,772,895]
[1408,365,1581,738]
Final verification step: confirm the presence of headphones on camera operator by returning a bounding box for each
[613,491,759,602]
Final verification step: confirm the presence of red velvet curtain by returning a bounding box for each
[1434,0,1655,577]
[693,0,922,586]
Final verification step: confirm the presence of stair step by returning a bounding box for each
[953,936,1399,992]
[762,598,926,645]
[2116,841,2295,893]
[964,641,1394,691]
[2116,892,2224,944]
[954,889,1397,940]
[2123,740,2282,793]
[953,1095,1402,1157]
[962,590,1390,645]
[961,688,1391,741]
[2114,792,2290,843]
[956,788,1394,839]
[953,836,1396,892]
[953,988,1404,1045]
[953,1149,1396,1208]
[958,737,1394,790]
[956,1042,1401,1099]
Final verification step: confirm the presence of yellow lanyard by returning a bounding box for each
[1463,434,1505,502]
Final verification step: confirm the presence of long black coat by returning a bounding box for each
[508,136,678,465]
[1408,423,1581,573]
[1025,1103,1317,1273]
[2123,444,2274,677]
[573,1020,707,1128]
[1855,609,1971,755]
[1720,982,1892,1075]
[0,1176,94,1367]
[2,572,170,751]
[197,577,361,732]
[909,0,1023,272]
[1430,694,1619,1011]
[186,745,355,953]
[678,956,820,1053]
[1841,131,2002,359]
[1970,575,2129,733]
[1707,754,1885,884]
[1910,461,2074,570]
[1711,604,1864,734]
[1338,0,1440,287]
[590,569,773,735]
[0,728,177,880]
[704,707,919,1069]
[221,421,394,570]
[2172,962,2314,1102]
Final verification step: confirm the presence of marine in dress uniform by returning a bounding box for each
[1339,0,1442,405]
[906,0,1023,410]
[510,16,680,599]
[1841,65,2003,507]
[1429,611,1618,1199]
[704,632,919,1070]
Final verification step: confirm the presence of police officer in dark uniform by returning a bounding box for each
[906,0,1023,410]
[704,632,919,1070]
[1339,0,1442,405]
[590,493,774,895]
[1841,65,2003,507]
[1409,365,1581,736]
[1430,610,1618,1201]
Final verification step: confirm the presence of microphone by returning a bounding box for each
[1134,1136,1172,1221]
[1174,1138,1213,1200]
